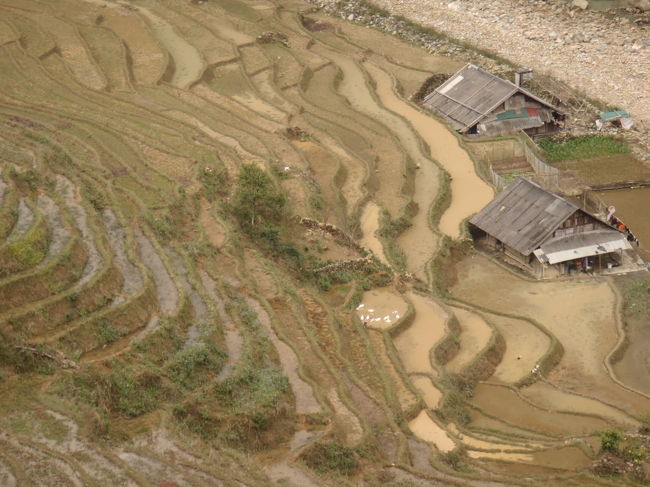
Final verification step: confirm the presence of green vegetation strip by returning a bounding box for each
[539,135,629,162]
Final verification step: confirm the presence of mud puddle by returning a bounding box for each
[408,409,455,452]
[444,307,492,373]
[84,0,203,88]
[522,381,639,428]
[596,186,650,260]
[359,202,388,265]
[411,375,441,409]
[452,254,650,415]
[356,287,407,329]
[313,48,407,214]
[613,313,650,396]
[484,313,550,385]
[393,292,447,376]
[472,383,609,436]
[448,423,541,452]
[468,450,533,462]
[364,63,492,239]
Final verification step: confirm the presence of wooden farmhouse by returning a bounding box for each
[422,64,564,137]
[469,178,633,278]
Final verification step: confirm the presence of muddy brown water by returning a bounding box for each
[411,375,441,409]
[393,292,447,376]
[356,287,408,329]
[444,307,492,373]
[452,254,650,416]
[359,202,388,265]
[408,409,455,452]
[613,315,650,396]
[448,423,542,453]
[363,63,493,239]
[364,63,441,280]
[472,383,609,436]
[596,186,650,260]
[483,313,550,385]
[522,382,639,428]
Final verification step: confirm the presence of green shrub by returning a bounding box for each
[302,443,358,475]
[214,365,290,415]
[539,135,629,161]
[200,162,228,201]
[442,447,468,471]
[317,275,332,291]
[69,365,161,418]
[166,343,225,389]
[600,429,624,453]
[97,322,120,345]
[624,278,650,320]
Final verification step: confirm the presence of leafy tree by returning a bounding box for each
[232,163,286,230]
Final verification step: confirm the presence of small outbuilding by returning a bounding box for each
[422,64,564,137]
[469,177,633,278]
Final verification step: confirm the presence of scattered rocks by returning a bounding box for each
[572,0,589,10]
[299,217,368,254]
[256,31,289,47]
[308,0,650,160]
[286,126,311,140]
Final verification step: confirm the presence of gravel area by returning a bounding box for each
[340,0,649,126]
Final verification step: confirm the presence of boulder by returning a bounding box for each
[572,0,589,10]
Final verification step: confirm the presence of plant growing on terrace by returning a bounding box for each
[232,163,286,231]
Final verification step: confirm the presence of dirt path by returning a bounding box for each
[135,3,205,88]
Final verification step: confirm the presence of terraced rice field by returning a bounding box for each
[0,0,648,485]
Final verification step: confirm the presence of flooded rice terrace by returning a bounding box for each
[1,0,650,484]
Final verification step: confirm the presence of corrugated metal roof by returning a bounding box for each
[538,232,631,264]
[469,178,578,256]
[422,64,559,133]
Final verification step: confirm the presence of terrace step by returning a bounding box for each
[491,156,534,175]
